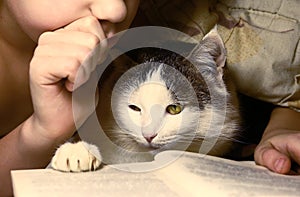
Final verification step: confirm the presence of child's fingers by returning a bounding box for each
[284,135,300,167]
[30,56,81,92]
[255,132,300,174]
[38,31,100,50]
[32,42,94,92]
[34,16,109,90]
[64,16,107,42]
[254,143,291,174]
[62,16,108,89]
[34,42,92,64]
[74,42,107,89]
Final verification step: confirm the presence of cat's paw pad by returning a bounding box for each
[51,141,101,172]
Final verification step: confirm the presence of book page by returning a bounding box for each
[11,150,300,197]
[12,164,179,197]
[154,151,300,197]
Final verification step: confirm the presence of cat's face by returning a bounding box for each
[104,27,237,157]
[120,67,200,150]
[111,63,201,152]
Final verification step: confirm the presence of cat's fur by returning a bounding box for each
[51,27,241,171]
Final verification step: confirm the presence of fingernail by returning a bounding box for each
[275,158,285,173]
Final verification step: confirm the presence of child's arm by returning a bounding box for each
[0,16,106,196]
[254,107,300,174]
[0,120,60,196]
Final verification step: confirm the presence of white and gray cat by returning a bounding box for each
[51,27,241,172]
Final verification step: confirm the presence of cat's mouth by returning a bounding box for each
[128,133,187,152]
[137,141,162,150]
[137,135,197,152]
[131,137,166,151]
[135,137,175,152]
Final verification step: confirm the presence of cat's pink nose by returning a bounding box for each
[144,134,157,143]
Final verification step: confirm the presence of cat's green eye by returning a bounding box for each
[166,104,182,115]
[129,105,141,112]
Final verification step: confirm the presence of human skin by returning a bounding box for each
[255,107,300,174]
[0,0,139,196]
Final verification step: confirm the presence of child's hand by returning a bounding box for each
[254,107,300,174]
[29,16,107,142]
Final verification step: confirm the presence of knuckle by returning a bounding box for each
[29,56,44,72]
[38,31,53,44]
[254,141,272,161]
[78,46,92,62]
[64,57,81,73]
[293,133,300,141]
[87,34,100,47]
[33,44,48,55]
[285,132,300,143]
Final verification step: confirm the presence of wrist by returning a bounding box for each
[19,117,56,153]
[19,115,73,155]
[260,107,300,141]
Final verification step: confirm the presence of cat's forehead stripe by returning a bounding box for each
[146,64,165,84]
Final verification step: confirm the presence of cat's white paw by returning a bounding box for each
[51,141,102,172]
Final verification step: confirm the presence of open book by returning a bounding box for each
[11,150,300,197]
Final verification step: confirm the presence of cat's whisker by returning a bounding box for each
[172,132,251,147]
[217,135,251,145]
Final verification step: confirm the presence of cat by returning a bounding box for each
[51,27,242,172]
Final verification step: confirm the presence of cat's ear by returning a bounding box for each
[187,25,226,78]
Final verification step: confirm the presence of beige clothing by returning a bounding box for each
[138,0,300,111]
